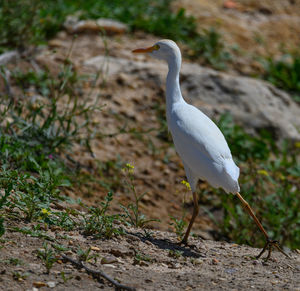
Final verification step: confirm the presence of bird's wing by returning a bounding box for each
[170,102,232,164]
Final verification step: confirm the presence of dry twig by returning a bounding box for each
[61,254,136,291]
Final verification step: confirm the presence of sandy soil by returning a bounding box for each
[1,221,299,291]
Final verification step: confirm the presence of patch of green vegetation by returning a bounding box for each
[77,246,99,263]
[80,192,124,238]
[0,58,103,236]
[213,114,300,249]
[1,257,24,266]
[133,250,152,265]
[168,249,183,259]
[0,0,230,68]
[263,52,300,102]
[169,216,187,241]
[120,163,159,228]
[36,242,58,274]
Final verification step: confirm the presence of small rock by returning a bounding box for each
[101,256,118,264]
[192,258,203,265]
[126,234,140,242]
[110,248,134,258]
[225,268,237,274]
[47,281,56,288]
[212,258,219,265]
[169,263,181,269]
[0,51,19,66]
[64,17,128,35]
[91,246,101,252]
[33,281,47,288]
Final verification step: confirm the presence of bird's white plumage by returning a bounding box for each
[169,100,240,193]
[147,39,240,194]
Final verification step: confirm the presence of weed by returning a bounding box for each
[60,271,73,283]
[120,164,158,228]
[188,27,232,69]
[2,257,24,266]
[168,249,183,259]
[169,180,190,241]
[81,192,123,238]
[263,53,300,102]
[170,216,187,241]
[0,48,102,235]
[12,271,29,281]
[77,246,99,263]
[0,218,4,237]
[0,0,230,68]
[12,226,55,241]
[36,242,58,274]
[133,250,152,265]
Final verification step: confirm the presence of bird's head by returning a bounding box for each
[132,39,181,63]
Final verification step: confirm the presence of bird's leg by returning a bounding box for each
[180,191,199,245]
[235,192,289,260]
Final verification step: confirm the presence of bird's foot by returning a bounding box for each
[256,238,290,260]
[178,238,188,246]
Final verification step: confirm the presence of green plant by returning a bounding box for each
[188,27,232,69]
[120,163,158,228]
[0,0,44,50]
[133,250,152,265]
[60,271,73,283]
[77,246,98,262]
[0,49,102,233]
[12,226,55,241]
[170,216,187,241]
[12,271,29,281]
[263,53,300,102]
[168,249,183,259]
[36,242,58,273]
[0,0,230,68]
[81,192,123,238]
[2,257,24,266]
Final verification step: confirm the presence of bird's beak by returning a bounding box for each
[132,45,156,54]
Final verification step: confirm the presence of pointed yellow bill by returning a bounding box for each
[132,44,159,53]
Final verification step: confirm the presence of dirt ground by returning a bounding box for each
[174,0,300,74]
[1,221,299,291]
[1,0,300,290]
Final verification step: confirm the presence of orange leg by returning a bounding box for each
[180,192,199,245]
[236,192,289,260]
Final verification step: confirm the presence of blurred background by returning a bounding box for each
[0,0,299,250]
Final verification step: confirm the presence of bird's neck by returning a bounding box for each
[166,55,183,111]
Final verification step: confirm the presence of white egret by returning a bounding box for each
[133,39,288,259]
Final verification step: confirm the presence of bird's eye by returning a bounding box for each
[153,44,160,50]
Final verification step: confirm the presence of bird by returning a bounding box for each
[132,39,289,260]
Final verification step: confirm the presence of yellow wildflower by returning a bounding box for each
[122,163,135,174]
[295,141,300,148]
[126,163,134,169]
[277,173,285,181]
[41,208,51,216]
[257,169,269,177]
[181,180,191,191]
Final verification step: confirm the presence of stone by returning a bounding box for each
[47,281,56,288]
[64,16,128,35]
[0,51,19,66]
[84,55,300,140]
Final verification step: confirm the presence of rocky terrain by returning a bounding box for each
[1,1,300,290]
